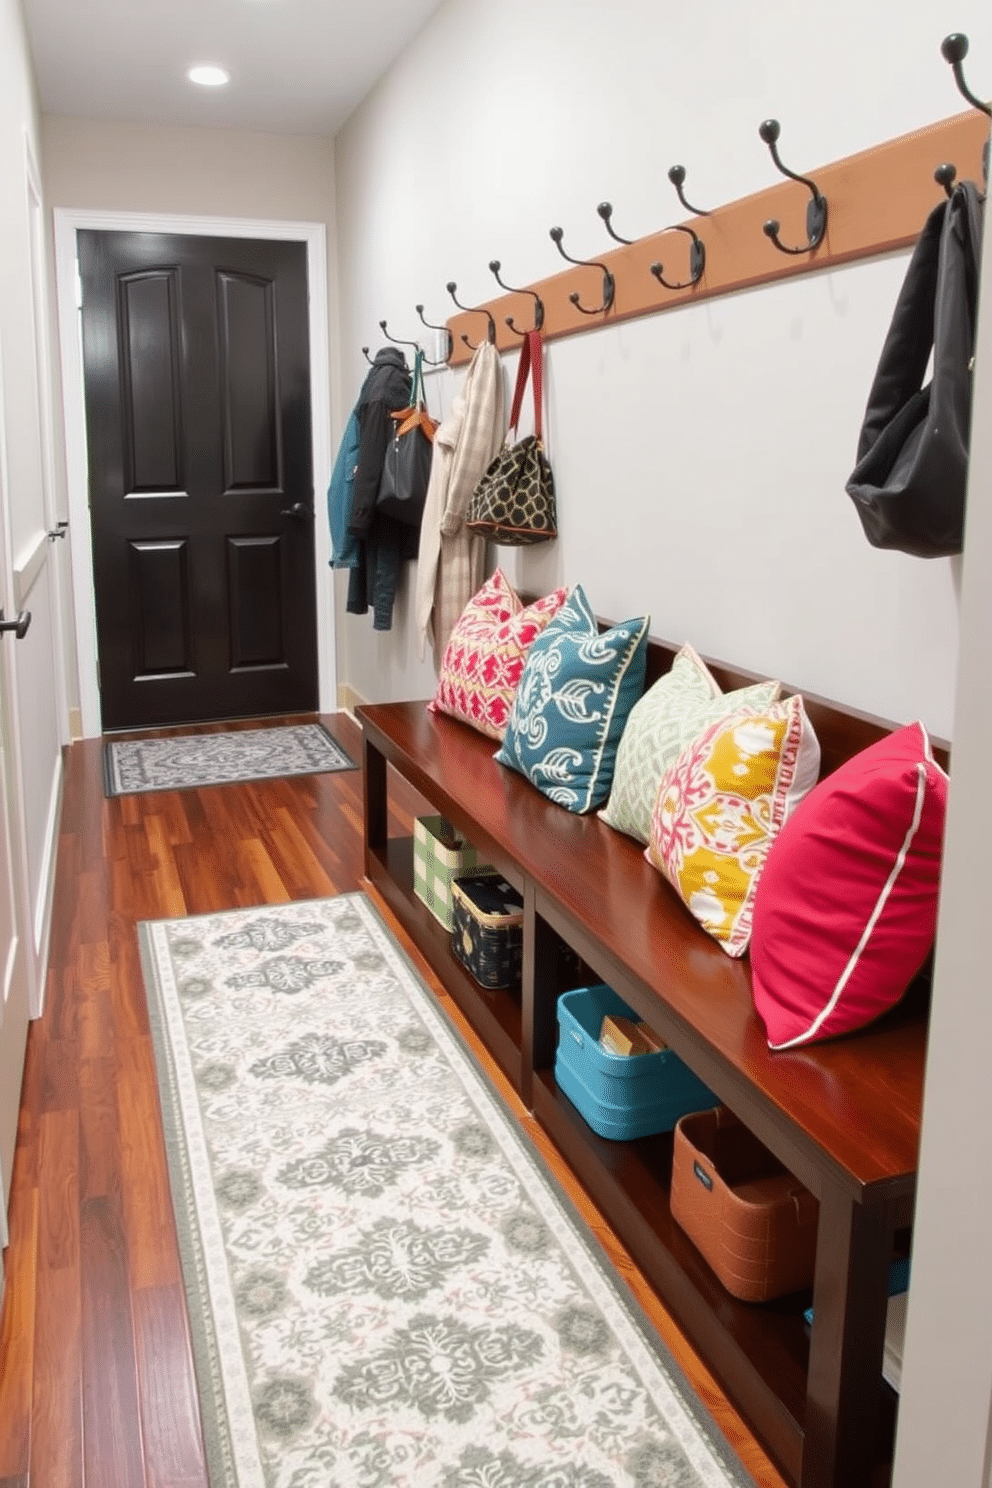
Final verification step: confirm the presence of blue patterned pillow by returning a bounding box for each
[494,586,650,813]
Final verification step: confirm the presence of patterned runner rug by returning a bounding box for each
[139,892,753,1488]
[104,722,356,796]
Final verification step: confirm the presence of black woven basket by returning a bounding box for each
[451,873,524,990]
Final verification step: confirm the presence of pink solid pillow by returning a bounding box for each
[429,569,568,740]
[750,721,947,1049]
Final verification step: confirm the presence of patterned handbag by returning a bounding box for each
[466,330,557,546]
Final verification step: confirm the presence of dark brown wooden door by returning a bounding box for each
[78,230,318,730]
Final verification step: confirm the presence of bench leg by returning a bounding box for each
[362,735,387,873]
[521,899,564,1109]
[803,1183,897,1488]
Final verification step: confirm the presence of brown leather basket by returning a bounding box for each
[671,1106,818,1303]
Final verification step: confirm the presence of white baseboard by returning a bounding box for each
[31,753,64,1018]
[884,1290,908,1393]
[336,684,367,717]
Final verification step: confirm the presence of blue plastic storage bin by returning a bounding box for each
[555,984,717,1141]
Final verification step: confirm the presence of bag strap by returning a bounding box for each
[507,331,544,442]
[853,198,946,461]
[410,347,426,410]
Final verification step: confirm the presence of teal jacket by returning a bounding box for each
[326,410,361,569]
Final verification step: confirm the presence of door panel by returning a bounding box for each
[130,539,193,675]
[120,270,185,494]
[228,536,283,666]
[218,272,280,491]
[78,231,318,730]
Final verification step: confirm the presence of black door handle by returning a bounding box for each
[279,502,313,521]
[0,608,31,639]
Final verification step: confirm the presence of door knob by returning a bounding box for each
[0,608,31,639]
[279,502,313,520]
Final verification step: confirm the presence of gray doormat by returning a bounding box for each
[103,722,356,797]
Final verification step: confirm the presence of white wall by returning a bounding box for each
[333,0,992,738]
[42,115,338,224]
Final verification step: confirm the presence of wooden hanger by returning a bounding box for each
[392,404,438,441]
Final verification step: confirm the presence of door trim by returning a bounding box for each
[25,135,71,749]
[53,209,335,739]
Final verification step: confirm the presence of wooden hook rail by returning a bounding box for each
[445,109,990,366]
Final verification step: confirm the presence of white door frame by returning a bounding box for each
[53,209,335,740]
[25,136,71,747]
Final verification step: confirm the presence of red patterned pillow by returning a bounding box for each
[429,569,568,740]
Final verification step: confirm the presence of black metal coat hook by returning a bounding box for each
[941,33,990,186]
[489,261,545,335]
[415,305,453,364]
[598,178,710,250]
[758,119,828,255]
[597,203,634,246]
[380,318,448,372]
[361,346,374,364]
[548,226,615,315]
[934,162,958,199]
[941,33,991,117]
[379,319,419,352]
[668,166,712,216]
[649,225,706,290]
[446,282,496,349]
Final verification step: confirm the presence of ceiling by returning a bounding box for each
[20,0,445,137]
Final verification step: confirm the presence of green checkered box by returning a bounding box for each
[413,815,493,930]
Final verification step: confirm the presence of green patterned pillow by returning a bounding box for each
[598,644,781,843]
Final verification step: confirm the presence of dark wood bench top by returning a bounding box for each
[358,695,930,1203]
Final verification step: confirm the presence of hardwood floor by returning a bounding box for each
[0,712,786,1488]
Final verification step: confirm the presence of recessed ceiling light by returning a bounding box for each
[188,64,230,87]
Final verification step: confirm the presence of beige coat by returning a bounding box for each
[415,341,506,669]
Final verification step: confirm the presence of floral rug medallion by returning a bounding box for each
[139,892,753,1487]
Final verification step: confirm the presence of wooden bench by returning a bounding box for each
[357,635,943,1488]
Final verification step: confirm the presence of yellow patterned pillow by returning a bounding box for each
[646,697,820,957]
